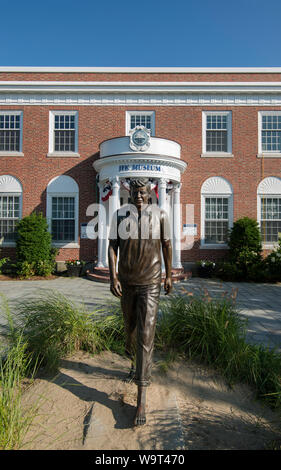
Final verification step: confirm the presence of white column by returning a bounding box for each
[109,177,120,225]
[158,178,167,212]
[105,177,120,268]
[158,178,167,272]
[173,183,182,269]
[97,182,106,268]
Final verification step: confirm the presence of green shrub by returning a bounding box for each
[34,260,55,277]
[2,290,281,410]
[215,261,243,281]
[16,212,58,277]
[10,292,106,371]
[265,237,281,282]
[17,261,36,279]
[156,290,281,409]
[216,217,264,282]
[229,217,262,259]
[0,335,38,449]
[228,217,262,277]
[0,257,10,274]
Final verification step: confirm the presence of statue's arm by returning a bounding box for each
[160,211,173,295]
[108,240,122,297]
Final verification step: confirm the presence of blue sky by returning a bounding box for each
[1,0,281,67]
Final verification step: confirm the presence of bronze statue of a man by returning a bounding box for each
[108,177,172,426]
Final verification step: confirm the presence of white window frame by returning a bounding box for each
[48,111,79,157]
[258,111,281,158]
[257,176,281,248]
[0,111,24,157]
[46,175,79,248]
[201,111,233,158]
[126,111,155,136]
[0,175,22,246]
[200,177,233,249]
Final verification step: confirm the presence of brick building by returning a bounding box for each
[0,67,281,275]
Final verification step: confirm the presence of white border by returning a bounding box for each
[200,176,233,249]
[1,67,281,73]
[202,111,232,156]
[46,175,79,247]
[125,110,155,136]
[258,110,281,157]
[257,176,281,248]
[0,110,23,155]
[0,174,23,247]
[48,110,79,156]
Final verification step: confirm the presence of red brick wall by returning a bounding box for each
[1,72,281,263]
[1,71,281,82]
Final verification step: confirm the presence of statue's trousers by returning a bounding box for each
[121,283,161,387]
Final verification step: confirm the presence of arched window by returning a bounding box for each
[201,176,233,248]
[47,175,79,246]
[257,176,281,245]
[0,175,22,243]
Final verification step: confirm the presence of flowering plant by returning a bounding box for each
[197,260,216,268]
[65,259,84,266]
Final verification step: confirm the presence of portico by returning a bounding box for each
[93,130,187,276]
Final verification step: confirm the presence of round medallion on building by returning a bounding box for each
[130,126,151,152]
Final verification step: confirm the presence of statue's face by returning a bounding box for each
[130,185,150,210]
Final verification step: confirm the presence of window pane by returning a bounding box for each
[0,118,20,151]
[261,221,281,242]
[205,221,228,244]
[130,114,152,131]
[262,115,281,151]
[0,195,20,241]
[261,197,281,242]
[206,130,227,152]
[205,197,229,244]
[53,114,76,152]
[54,130,75,152]
[51,196,75,241]
[52,219,75,241]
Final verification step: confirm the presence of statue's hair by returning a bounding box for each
[129,178,151,190]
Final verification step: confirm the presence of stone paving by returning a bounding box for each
[0,276,280,352]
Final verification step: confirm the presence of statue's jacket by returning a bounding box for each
[109,204,170,286]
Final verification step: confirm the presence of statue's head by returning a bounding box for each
[130,178,151,210]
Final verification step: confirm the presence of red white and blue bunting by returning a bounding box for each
[101,182,112,201]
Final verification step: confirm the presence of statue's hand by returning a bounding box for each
[110,278,122,297]
[164,277,172,295]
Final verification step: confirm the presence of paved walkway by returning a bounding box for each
[0,276,280,352]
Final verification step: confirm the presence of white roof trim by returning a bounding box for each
[1,67,281,73]
[1,81,281,94]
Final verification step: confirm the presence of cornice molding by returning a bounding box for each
[1,92,281,106]
[1,80,281,106]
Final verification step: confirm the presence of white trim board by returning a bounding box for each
[1,67,281,73]
[1,81,281,93]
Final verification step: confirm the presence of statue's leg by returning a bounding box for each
[134,283,161,426]
[121,284,137,382]
[134,386,146,426]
